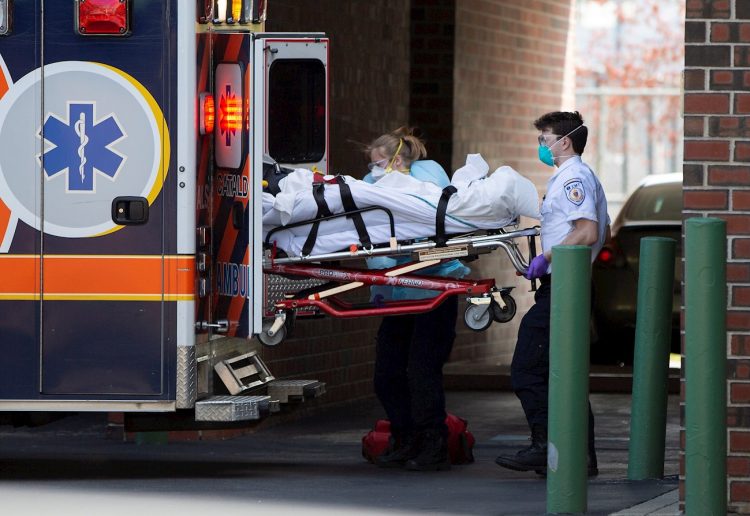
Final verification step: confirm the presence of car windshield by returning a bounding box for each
[623,182,682,222]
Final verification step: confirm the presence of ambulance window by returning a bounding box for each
[268,59,325,164]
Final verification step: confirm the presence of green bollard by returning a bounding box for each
[628,237,676,480]
[547,245,591,515]
[685,218,727,516]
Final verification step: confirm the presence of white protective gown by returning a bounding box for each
[262,154,541,256]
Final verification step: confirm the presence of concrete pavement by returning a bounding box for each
[0,390,680,515]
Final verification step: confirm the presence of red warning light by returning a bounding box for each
[200,93,215,135]
[219,91,243,134]
[77,0,130,36]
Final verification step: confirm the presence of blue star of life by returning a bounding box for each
[42,102,125,192]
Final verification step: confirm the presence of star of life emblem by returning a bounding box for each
[40,102,126,193]
[0,60,166,239]
[219,84,240,147]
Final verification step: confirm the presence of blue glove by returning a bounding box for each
[525,254,549,280]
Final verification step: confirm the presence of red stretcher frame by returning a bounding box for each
[258,226,540,346]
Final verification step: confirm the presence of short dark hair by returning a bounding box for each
[533,111,587,155]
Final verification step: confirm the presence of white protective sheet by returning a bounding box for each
[262,154,541,256]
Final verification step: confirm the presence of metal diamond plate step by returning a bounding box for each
[194,395,276,422]
[267,379,326,404]
[214,351,275,395]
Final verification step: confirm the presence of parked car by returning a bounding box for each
[591,173,683,364]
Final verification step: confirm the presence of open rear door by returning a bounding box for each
[249,34,329,337]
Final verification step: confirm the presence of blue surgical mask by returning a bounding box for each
[537,124,585,167]
[538,144,555,167]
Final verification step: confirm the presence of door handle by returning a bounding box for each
[112,197,149,225]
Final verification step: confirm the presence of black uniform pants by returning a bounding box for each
[510,277,595,445]
[373,296,458,439]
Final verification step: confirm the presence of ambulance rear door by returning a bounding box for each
[251,34,328,335]
[37,2,176,400]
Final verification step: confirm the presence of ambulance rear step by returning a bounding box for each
[201,353,326,422]
[195,395,279,422]
[214,350,275,395]
[267,379,327,403]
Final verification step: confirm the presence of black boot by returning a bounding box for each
[587,438,599,477]
[532,438,598,477]
[405,429,451,471]
[495,424,547,472]
[375,433,419,468]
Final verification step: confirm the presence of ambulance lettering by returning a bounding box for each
[216,261,251,298]
[197,184,211,210]
[216,172,249,198]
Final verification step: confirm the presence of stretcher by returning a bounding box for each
[259,210,540,346]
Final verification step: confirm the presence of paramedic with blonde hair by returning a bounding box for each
[363,127,469,471]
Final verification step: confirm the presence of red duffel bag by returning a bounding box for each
[362,413,475,465]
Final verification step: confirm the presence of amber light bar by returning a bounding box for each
[204,0,267,25]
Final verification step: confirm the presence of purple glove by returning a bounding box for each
[525,254,549,280]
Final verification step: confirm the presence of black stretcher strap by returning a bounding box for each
[301,181,335,256]
[435,185,457,247]
[300,176,373,255]
[337,178,373,249]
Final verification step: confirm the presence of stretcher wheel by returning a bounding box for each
[464,304,493,332]
[258,320,287,347]
[491,294,517,323]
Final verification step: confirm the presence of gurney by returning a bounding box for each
[258,155,541,346]
[262,154,541,256]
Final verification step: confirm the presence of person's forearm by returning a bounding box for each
[543,221,598,261]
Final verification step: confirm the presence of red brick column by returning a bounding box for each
[684,0,750,512]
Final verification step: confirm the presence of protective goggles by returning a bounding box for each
[367,158,389,171]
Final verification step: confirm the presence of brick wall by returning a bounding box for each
[410,0,456,169]
[263,2,411,405]
[257,1,576,404]
[684,0,750,512]
[269,1,411,177]
[451,0,575,362]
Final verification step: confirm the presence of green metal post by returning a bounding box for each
[547,245,591,515]
[628,237,676,480]
[685,218,727,516]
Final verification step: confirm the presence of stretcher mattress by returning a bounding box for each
[262,154,541,256]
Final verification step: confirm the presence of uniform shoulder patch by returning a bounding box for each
[563,178,586,206]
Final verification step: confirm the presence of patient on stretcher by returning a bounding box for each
[262,153,541,257]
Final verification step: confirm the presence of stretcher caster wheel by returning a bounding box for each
[491,294,516,323]
[258,319,287,347]
[464,304,493,332]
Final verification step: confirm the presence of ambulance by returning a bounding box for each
[0,0,328,425]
